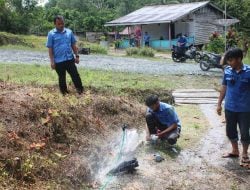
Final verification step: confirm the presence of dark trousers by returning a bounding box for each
[145,42,150,47]
[146,112,180,145]
[225,110,250,145]
[55,59,83,94]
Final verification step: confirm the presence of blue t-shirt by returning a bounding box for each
[148,102,181,130]
[144,34,150,43]
[222,64,250,112]
[46,28,76,64]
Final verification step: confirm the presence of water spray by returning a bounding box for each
[99,124,139,190]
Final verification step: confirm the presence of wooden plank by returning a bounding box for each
[175,98,218,101]
[173,92,219,98]
[175,100,218,104]
[173,89,217,93]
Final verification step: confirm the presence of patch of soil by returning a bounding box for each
[0,82,145,189]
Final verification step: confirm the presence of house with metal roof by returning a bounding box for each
[105,1,239,49]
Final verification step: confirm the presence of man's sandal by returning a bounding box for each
[241,156,250,163]
[222,153,239,158]
[240,163,250,169]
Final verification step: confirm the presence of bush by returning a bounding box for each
[206,35,225,54]
[88,43,108,54]
[126,47,139,56]
[139,47,155,57]
[126,47,155,57]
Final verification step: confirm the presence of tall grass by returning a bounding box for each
[126,47,155,57]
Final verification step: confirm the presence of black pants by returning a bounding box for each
[55,59,83,94]
[145,112,180,145]
[145,42,150,47]
[225,110,250,145]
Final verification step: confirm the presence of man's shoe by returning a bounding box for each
[61,90,69,96]
[77,87,84,95]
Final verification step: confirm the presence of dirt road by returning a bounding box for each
[99,104,249,190]
[0,49,222,76]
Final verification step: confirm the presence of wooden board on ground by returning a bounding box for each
[173,89,219,105]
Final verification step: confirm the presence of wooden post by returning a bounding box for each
[140,25,143,47]
[128,26,130,47]
[169,23,172,49]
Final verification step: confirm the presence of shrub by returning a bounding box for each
[126,47,139,56]
[139,47,155,57]
[205,34,225,54]
[88,43,108,54]
[126,47,155,57]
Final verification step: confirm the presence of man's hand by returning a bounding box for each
[51,62,56,70]
[75,56,80,64]
[156,130,164,138]
[217,105,222,116]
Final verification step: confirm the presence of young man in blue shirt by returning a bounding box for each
[145,95,181,145]
[46,15,83,95]
[177,34,187,57]
[144,32,150,47]
[217,48,250,165]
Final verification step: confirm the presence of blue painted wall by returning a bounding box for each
[120,37,195,49]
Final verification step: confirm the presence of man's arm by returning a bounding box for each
[48,48,55,70]
[70,31,79,64]
[217,85,227,115]
[72,44,80,64]
[157,123,177,138]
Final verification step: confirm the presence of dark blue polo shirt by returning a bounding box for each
[148,102,181,130]
[46,28,76,64]
[223,64,250,112]
[177,37,187,47]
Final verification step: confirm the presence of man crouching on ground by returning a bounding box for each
[145,95,181,145]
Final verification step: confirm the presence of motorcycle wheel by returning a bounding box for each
[200,61,210,71]
[172,52,182,63]
[199,54,211,71]
[194,52,202,63]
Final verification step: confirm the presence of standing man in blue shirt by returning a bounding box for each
[217,48,250,165]
[46,15,83,95]
[144,32,150,47]
[145,95,181,145]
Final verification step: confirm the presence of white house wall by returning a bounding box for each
[141,23,169,40]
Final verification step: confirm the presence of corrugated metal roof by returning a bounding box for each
[105,1,210,26]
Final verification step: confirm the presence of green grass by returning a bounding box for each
[0,32,47,51]
[0,63,219,95]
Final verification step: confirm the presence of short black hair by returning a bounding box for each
[145,95,159,107]
[224,48,243,62]
[54,15,64,24]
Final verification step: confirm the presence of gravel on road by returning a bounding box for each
[0,49,222,76]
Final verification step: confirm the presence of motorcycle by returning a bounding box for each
[172,44,202,63]
[199,52,224,71]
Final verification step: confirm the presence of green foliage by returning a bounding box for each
[126,47,155,57]
[87,43,108,54]
[126,47,139,56]
[0,32,33,47]
[139,47,155,57]
[205,33,225,54]
[0,0,249,38]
